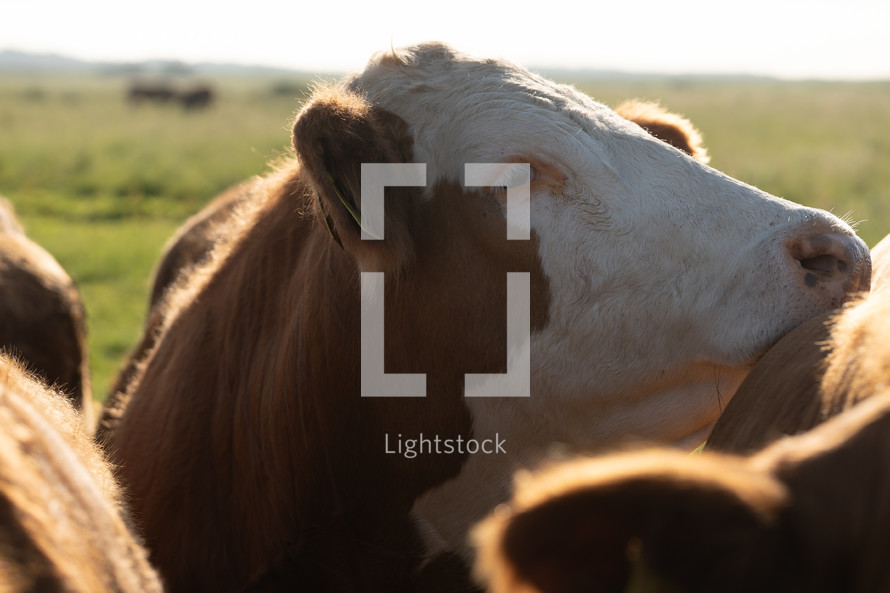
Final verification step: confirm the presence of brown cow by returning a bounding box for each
[706,233,890,454]
[0,353,163,593]
[102,43,868,593]
[474,389,890,593]
[97,100,716,439]
[0,198,91,417]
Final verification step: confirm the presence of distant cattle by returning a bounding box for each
[101,42,869,593]
[474,361,890,593]
[0,354,163,593]
[706,233,890,453]
[178,85,214,110]
[127,81,214,110]
[0,198,90,417]
[127,82,176,105]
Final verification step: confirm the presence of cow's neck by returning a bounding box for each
[411,360,749,563]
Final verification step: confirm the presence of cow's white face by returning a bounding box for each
[345,42,869,559]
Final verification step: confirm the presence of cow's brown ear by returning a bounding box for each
[473,453,785,593]
[292,86,419,272]
[615,100,710,164]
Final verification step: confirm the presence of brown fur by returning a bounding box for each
[103,87,550,592]
[706,235,890,454]
[474,387,890,593]
[0,200,91,416]
[0,354,163,593]
[614,100,709,163]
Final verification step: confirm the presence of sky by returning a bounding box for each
[3,0,889,79]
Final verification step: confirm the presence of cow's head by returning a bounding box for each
[291,41,869,559]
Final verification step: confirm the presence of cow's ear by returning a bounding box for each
[292,86,418,272]
[615,100,710,164]
[473,454,784,593]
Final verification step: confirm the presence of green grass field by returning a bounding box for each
[2,72,889,400]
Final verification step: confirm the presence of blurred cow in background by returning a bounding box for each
[0,197,91,420]
[127,81,176,105]
[127,81,214,111]
[178,85,214,110]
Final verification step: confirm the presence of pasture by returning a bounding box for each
[1,70,889,400]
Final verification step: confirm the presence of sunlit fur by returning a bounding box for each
[0,354,162,593]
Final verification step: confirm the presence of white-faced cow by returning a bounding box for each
[97,99,712,436]
[0,353,163,593]
[0,198,91,418]
[101,43,870,592]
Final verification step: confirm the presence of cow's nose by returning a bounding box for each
[788,231,871,306]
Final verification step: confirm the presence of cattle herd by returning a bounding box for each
[0,42,885,592]
[127,82,214,110]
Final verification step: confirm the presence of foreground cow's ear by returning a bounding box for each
[473,454,785,593]
[614,100,710,164]
[292,86,418,271]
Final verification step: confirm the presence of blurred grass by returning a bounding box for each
[1,71,889,400]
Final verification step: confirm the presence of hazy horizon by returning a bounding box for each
[5,0,889,81]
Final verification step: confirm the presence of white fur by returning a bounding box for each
[346,42,864,561]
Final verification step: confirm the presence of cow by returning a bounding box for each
[179,86,214,110]
[0,353,163,593]
[127,82,176,105]
[101,42,870,593]
[473,342,890,593]
[0,198,91,418]
[706,233,890,453]
[613,100,709,164]
[96,99,714,436]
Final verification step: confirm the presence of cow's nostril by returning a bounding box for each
[799,254,846,276]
